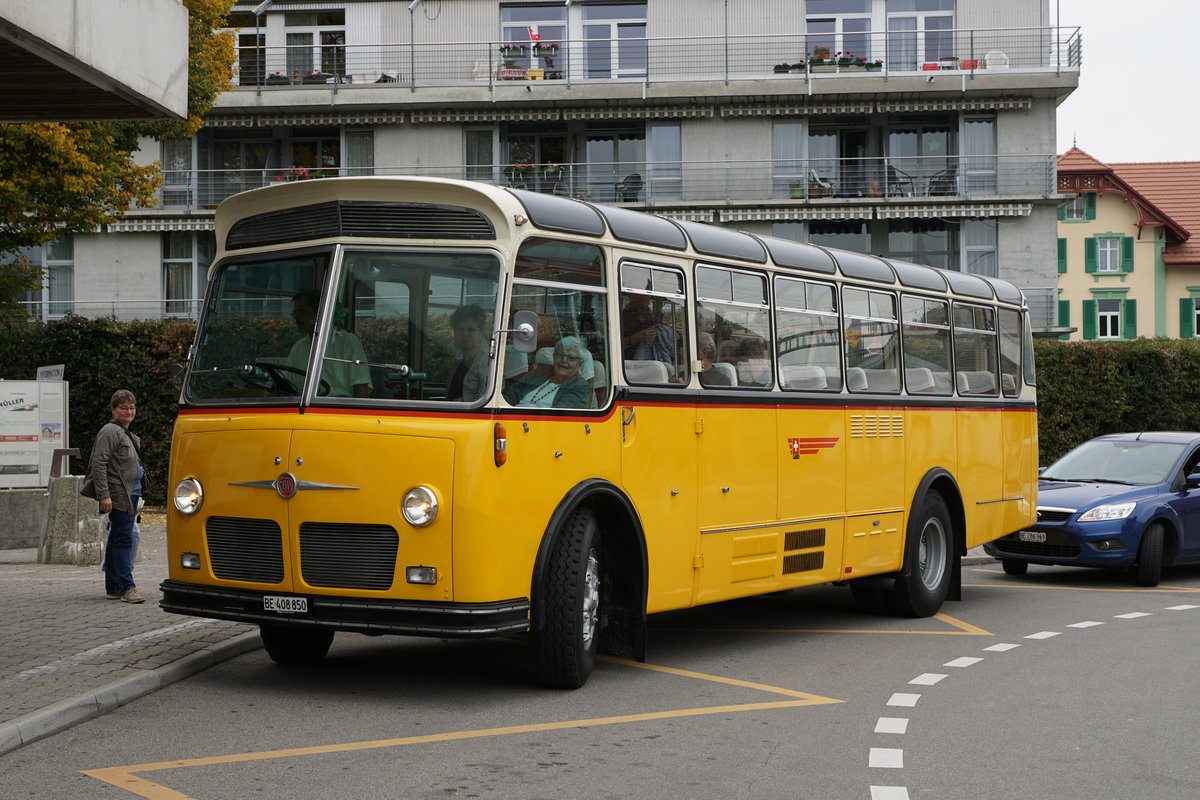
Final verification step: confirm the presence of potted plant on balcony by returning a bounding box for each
[503,163,536,184]
[498,60,527,80]
[265,71,289,85]
[866,58,883,72]
[302,69,328,84]
[541,163,565,181]
[274,166,335,182]
[499,43,529,60]
[836,51,854,68]
[808,46,834,73]
[774,63,790,73]
[789,180,805,199]
[532,42,558,58]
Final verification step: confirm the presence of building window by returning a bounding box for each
[807,0,873,62]
[162,138,193,207]
[19,237,74,319]
[501,3,566,72]
[1064,195,1086,220]
[1097,299,1121,338]
[1097,236,1121,272]
[886,0,954,70]
[285,12,346,79]
[963,220,997,278]
[583,2,647,79]
[163,233,215,318]
[887,219,956,270]
[810,220,869,253]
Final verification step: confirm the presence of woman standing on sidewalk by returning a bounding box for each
[85,389,145,604]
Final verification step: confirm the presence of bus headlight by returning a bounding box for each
[174,477,204,515]
[402,486,438,528]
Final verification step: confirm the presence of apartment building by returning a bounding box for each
[1056,148,1200,340]
[23,0,1079,330]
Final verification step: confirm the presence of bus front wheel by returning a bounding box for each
[260,624,334,665]
[535,507,602,689]
[888,493,953,618]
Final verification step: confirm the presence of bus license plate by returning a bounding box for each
[263,595,308,614]
[1017,530,1047,543]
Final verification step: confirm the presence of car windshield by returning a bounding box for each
[186,248,502,405]
[1042,439,1186,486]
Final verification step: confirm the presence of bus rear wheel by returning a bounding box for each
[260,624,334,665]
[887,493,953,618]
[535,507,602,689]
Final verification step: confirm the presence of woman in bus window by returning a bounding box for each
[504,336,591,408]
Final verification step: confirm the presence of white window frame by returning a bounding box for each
[1097,298,1121,338]
[1064,195,1086,220]
[1097,236,1121,273]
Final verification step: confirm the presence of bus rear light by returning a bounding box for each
[494,422,507,467]
[406,566,437,585]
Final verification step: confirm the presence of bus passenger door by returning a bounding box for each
[619,393,697,614]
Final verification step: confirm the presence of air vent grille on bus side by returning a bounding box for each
[784,528,826,551]
[782,552,825,574]
[225,201,496,250]
[299,522,399,591]
[206,517,285,583]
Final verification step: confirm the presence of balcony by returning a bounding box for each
[228,26,1081,94]
[159,155,1056,212]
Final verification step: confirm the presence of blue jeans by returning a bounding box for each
[103,497,140,595]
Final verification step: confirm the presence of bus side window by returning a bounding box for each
[621,262,688,386]
[694,264,770,389]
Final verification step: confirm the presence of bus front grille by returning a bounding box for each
[299,523,399,591]
[206,517,285,583]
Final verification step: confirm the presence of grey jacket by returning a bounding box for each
[86,420,141,513]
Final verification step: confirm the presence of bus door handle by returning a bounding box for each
[622,405,636,442]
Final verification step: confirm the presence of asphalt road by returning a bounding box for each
[4,559,1199,800]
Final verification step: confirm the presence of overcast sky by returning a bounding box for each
[1055,0,1200,163]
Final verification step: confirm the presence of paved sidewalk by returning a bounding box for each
[0,511,259,757]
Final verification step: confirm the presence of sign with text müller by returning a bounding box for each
[0,380,69,489]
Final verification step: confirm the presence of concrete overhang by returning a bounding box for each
[0,0,189,122]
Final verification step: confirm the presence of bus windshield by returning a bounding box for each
[186,248,503,404]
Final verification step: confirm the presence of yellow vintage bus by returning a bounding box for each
[163,176,1037,688]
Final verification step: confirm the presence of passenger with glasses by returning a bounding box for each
[504,335,591,408]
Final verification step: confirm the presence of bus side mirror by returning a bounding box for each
[504,310,539,354]
[170,362,186,394]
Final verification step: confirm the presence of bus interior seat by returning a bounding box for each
[703,361,736,386]
[780,364,827,389]
[958,370,996,395]
[932,371,954,394]
[625,359,670,383]
[591,360,607,406]
[846,367,868,392]
[737,359,771,385]
[860,368,899,392]
[905,367,935,393]
[1001,373,1017,395]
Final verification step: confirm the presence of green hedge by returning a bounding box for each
[5,319,1200,501]
[1033,338,1200,465]
[0,317,194,505]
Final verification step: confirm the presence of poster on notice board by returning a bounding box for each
[0,380,68,489]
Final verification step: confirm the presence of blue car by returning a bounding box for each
[984,432,1200,586]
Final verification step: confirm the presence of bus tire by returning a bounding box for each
[887,492,953,618]
[260,624,334,666]
[535,507,602,689]
[1001,558,1028,576]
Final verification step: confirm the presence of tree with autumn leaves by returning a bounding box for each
[0,0,237,320]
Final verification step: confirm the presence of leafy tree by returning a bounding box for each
[0,0,236,319]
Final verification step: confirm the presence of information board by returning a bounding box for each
[0,380,69,489]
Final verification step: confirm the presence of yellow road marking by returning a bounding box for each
[655,610,992,636]
[82,664,841,799]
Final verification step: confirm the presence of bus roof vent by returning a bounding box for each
[225,201,495,250]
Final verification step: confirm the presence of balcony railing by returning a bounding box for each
[160,155,1056,211]
[230,26,1081,91]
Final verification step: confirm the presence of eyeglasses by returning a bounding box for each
[554,350,582,364]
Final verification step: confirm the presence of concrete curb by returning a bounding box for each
[0,631,261,757]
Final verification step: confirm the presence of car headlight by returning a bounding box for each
[1078,502,1135,522]
[402,486,439,528]
[173,477,204,515]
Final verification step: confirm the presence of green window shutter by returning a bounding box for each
[1180,298,1195,338]
[1084,238,1097,273]
[1121,236,1134,271]
[1082,299,1097,339]
[1085,193,1096,220]
[1057,238,1067,273]
[1123,299,1137,339]
[1058,299,1070,339]
[1057,203,1066,221]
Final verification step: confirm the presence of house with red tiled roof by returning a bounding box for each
[1056,147,1200,340]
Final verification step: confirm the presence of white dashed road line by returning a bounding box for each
[866,600,1198,798]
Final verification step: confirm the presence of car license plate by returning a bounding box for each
[263,595,308,614]
[1017,530,1047,543]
